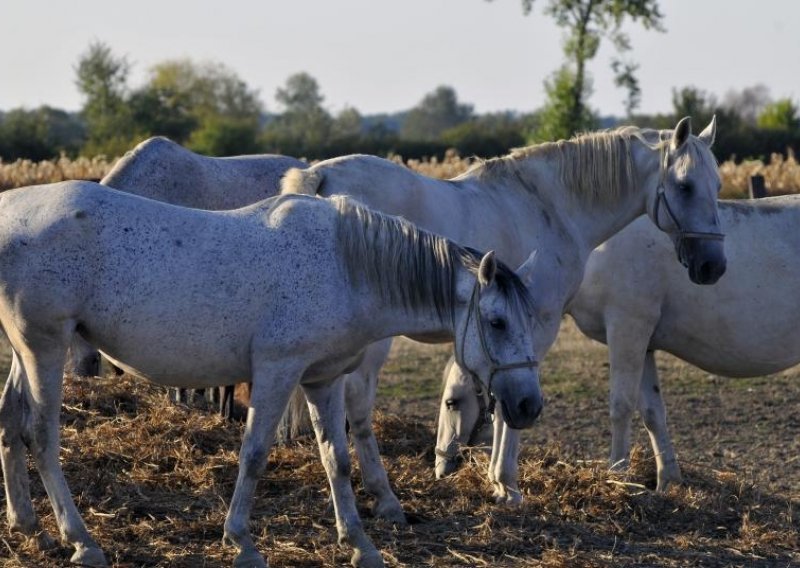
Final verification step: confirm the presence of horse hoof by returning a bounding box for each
[70,545,108,567]
[351,548,384,568]
[233,549,268,568]
[656,467,683,493]
[492,487,523,506]
[372,502,407,526]
[34,530,56,551]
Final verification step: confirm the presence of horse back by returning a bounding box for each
[102,136,306,210]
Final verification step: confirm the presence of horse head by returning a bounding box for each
[434,358,494,478]
[453,250,543,431]
[646,116,727,285]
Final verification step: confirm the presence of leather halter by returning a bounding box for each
[435,277,539,462]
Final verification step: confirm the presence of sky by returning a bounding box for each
[1,0,798,119]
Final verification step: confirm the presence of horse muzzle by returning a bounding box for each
[499,392,543,430]
[679,238,727,285]
[434,453,461,479]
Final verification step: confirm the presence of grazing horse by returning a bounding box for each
[0,181,542,567]
[69,136,305,410]
[438,196,800,492]
[279,117,726,509]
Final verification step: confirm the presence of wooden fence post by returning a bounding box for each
[748,175,767,199]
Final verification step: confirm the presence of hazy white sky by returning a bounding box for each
[2,0,798,117]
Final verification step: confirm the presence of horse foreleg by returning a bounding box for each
[606,317,651,474]
[304,379,384,568]
[21,346,107,566]
[639,351,681,491]
[224,366,296,568]
[490,421,523,505]
[0,352,55,550]
[344,340,405,525]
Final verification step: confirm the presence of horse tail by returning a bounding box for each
[281,167,323,196]
[275,387,313,443]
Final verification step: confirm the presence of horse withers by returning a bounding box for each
[0,182,542,568]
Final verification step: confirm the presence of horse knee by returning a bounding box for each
[609,395,636,425]
[349,417,373,441]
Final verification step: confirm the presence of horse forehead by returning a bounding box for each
[672,143,718,183]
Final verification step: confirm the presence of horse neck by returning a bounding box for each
[514,139,659,255]
[360,292,454,344]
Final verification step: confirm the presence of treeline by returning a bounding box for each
[0,43,798,164]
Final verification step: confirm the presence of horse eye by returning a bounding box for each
[445,399,458,410]
[678,182,691,193]
[490,318,507,331]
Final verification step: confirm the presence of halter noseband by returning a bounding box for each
[653,138,725,250]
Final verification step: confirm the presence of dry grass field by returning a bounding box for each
[0,319,798,567]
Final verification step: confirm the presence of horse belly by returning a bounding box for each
[96,337,252,388]
[85,314,254,388]
[652,308,800,378]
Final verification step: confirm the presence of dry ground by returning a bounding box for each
[0,319,798,567]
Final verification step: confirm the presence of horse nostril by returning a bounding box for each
[698,259,726,285]
[518,395,543,422]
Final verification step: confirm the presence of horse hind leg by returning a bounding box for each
[304,379,384,568]
[0,351,55,550]
[607,317,650,474]
[344,339,405,525]
[639,351,682,492]
[17,339,107,566]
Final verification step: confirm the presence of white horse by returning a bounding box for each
[0,181,542,567]
[68,136,306,379]
[437,196,800,493]
[280,117,726,508]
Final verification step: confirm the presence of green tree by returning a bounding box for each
[331,106,363,140]
[132,59,263,154]
[441,112,527,157]
[0,106,87,161]
[671,86,716,129]
[492,0,664,136]
[534,65,596,141]
[262,72,333,157]
[757,99,800,131]
[74,41,137,156]
[401,86,473,141]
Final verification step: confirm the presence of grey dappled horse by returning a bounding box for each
[281,117,727,508]
[439,196,800,492]
[0,182,542,568]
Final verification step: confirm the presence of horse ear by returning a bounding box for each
[671,116,692,150]
[478,251,497,286]
[515,250,538,288]
[698,115,717,147]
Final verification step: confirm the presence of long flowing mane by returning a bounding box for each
[330,196,534,323]
[467,126,668,206]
